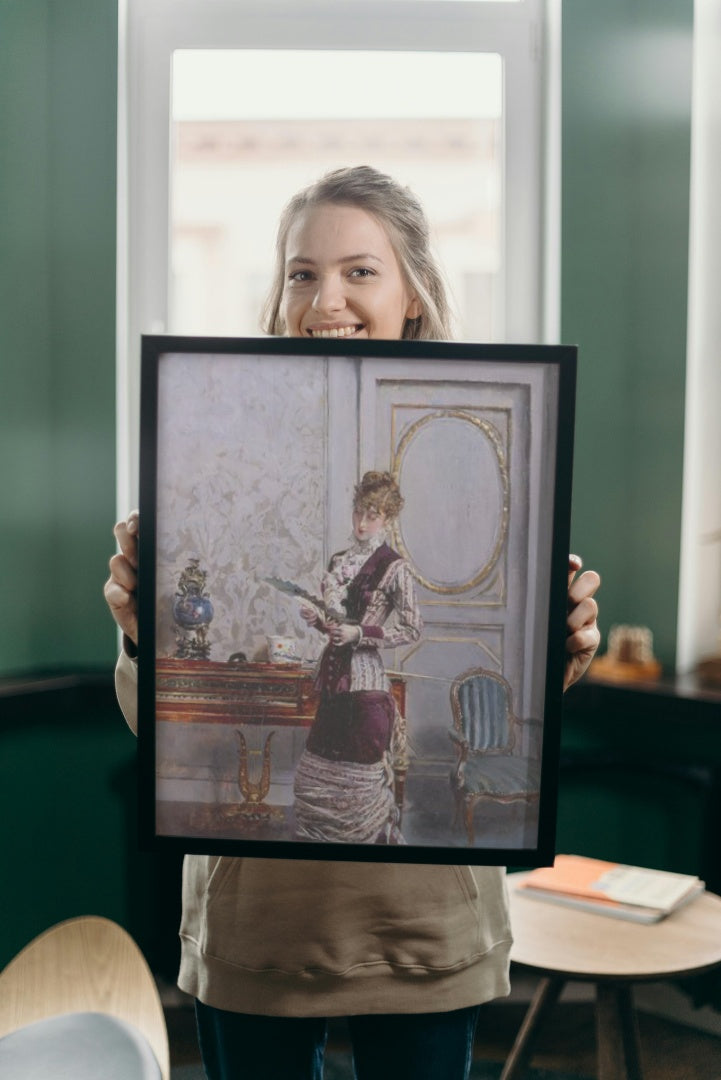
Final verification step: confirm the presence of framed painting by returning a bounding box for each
[137,335,576,865]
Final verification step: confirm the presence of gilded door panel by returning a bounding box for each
[351,357,556,765]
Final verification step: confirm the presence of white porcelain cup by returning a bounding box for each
[266,635,297,664]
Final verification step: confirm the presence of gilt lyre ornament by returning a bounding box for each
[236,729,275,808]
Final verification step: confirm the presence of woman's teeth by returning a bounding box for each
[310,325,360,338]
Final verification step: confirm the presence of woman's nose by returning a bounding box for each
[312,274,345,314]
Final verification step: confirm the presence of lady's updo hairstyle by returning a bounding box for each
[353,471,404,522]
[262,165,453,341]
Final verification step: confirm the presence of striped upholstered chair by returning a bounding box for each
[449,667,541,845]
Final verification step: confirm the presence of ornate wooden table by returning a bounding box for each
[156,657,323,726]
[156,657,406,723]
[155,657,408,813]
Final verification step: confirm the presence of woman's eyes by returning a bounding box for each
[287,267,376,284]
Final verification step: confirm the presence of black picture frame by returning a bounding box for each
[138,335,576,865]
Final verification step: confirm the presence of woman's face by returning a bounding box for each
[281,203,421,340]
[352,505,388,543]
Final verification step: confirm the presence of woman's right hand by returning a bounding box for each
[104,510,139,646]
[299,604,317,625]
[300,603,327,633]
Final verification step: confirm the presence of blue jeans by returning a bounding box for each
[195,1000,481,1080]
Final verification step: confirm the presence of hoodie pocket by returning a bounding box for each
[184,856,509,976]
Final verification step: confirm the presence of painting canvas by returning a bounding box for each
[137,336,576,865]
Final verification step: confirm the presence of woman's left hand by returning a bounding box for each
[564,554,601,691]
[329,623,361,647]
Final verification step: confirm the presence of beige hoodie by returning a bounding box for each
[116,651,512,1016]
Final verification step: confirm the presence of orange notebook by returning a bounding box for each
[517,855,704,923]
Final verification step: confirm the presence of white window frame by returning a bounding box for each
[677,0,721,674]
[117,0,558,511]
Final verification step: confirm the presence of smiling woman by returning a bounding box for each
[263,166,452,341]
[282,205,421,340]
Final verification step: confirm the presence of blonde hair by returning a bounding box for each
[353,471,404,521]
[262,165,453,341]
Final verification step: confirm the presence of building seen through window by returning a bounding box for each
[170,50,503,341]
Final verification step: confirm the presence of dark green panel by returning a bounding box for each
[0,687,133,967]
[0,2,55,673]
[562,0,693,668]
[556,771,707,877]
[0,0,118,674]
[47,0,119,667]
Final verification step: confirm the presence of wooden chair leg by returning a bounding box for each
[464,800,476,846]
[596,982,643,1080]
[499,976,565,1080]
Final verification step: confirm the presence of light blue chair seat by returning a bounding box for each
[460,754,541,797]
[0,1012,162,1079]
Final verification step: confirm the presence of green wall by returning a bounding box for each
[563,0,693,669]
[0,14,696,697]
[0,1,693,676]
[0,0,118,675]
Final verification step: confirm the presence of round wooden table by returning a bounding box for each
[503,872,721,1080]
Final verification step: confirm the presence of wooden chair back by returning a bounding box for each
[0,916,169,1080]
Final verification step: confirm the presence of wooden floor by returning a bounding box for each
[166,995,721,1079]
[474,999,721,1079]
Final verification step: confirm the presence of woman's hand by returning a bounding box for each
[564,554,601,691]
[329,623,361,647]
[299,604,320,627]
[103,510,139,646]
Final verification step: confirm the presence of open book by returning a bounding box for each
[516,854,705,923]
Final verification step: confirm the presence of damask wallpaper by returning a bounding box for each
[155,353,328,661]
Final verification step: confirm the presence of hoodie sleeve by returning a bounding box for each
[115,647,139,736]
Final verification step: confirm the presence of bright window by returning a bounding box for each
[118,0,556,509]
[170,50,503,341]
